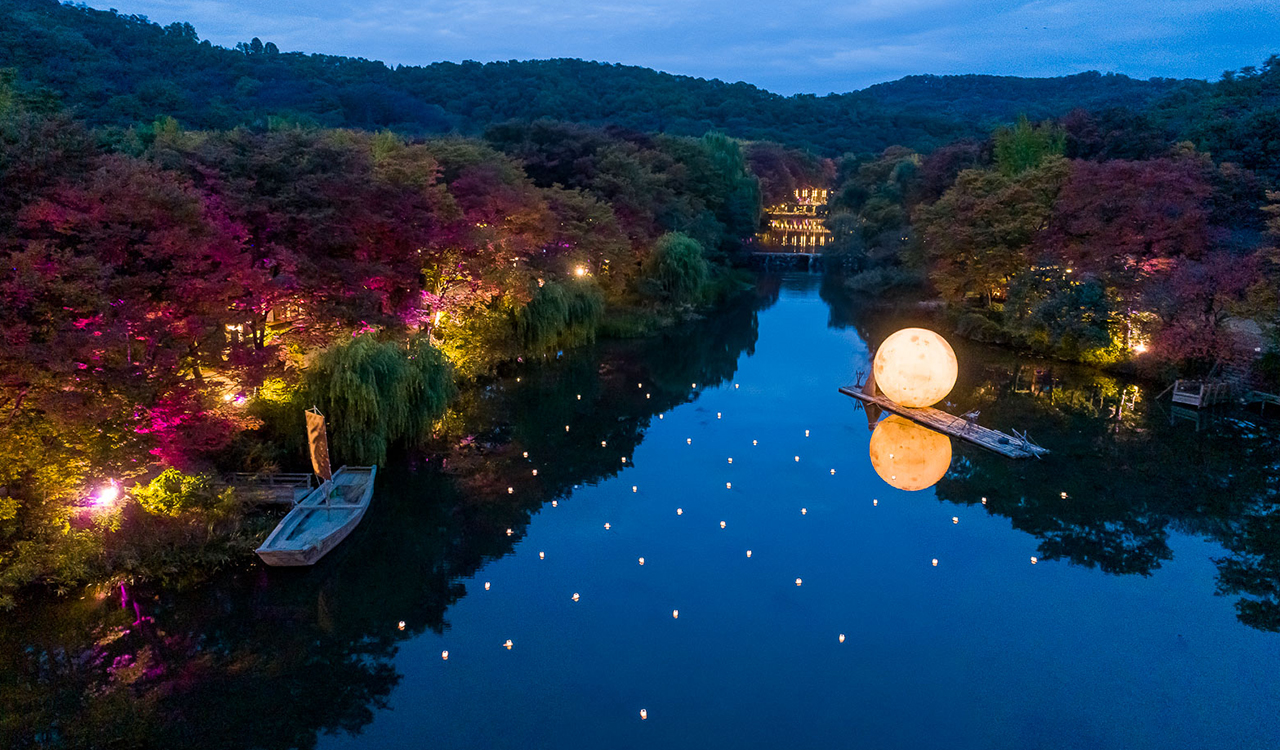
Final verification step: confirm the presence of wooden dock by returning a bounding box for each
[839,386,1049,459]
[228,472,315,505]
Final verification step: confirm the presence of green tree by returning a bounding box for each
[993,115,1066,176]
[640,232,709,305]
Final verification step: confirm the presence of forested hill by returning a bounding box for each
[2,0,1193,154]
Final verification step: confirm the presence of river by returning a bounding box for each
[3,273,1279,749]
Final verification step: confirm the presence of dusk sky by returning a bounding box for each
[87,1,1278,94]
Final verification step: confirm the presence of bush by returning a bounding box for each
[955,312,1008,344]
[132,469,230,516]
[640,232,709,305]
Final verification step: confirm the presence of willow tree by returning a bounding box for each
[514,280,604,352]
[305,335,455,465]
[640,232,709,305]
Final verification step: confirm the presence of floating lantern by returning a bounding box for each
[1060,492,1068,499]
[794,456,800,462]
[577,394,581,400]
[646,394,650,399]
[523,451,529,458]
[504,639,514,650]
[484,581,491,590]
[442,650,449,660]
[640,709,648,720]
[638,383,643,388]
[539,551,545,560]
[672,609,679,619]
[602,440,607,447]
[931,559,938,567]
[565,425,570,431]
[839,634,846,643]
[621,457,626,463]
[572,592,580,601]
[506,528,513,536]
[507,487,514,494]
[687,438,692,445]
[717,412,722,419]
[752,440,758,446]
[795,578,802,586]
[632,486,638,492]
[868,415,952,491]
[604,523,611,530]
[952,517,958,524]
[981,497,987,505]
[638,557,645,565]
[872,328,958,408]
[398,620,405,630]
[746,550,752,557]
[735,384,740,389]
[801,508,807,515]
[830,469,836,475]
[1031,557,1038,564]
[532,469,538,476]
[691,383,697,388]
[873,499,878,506]
[805,430,810,437]
[720,521,726,529]
[726,482,732,489]
[552,500,558,507]
[659,414,664,420]
[676,508,683,515]
[728,457,733,464]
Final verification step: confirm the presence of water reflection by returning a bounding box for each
[868,415,953,491]
[0,291,774,749]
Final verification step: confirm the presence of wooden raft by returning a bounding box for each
[839,385,1049,459]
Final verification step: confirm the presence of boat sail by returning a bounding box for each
[255,409,376,567]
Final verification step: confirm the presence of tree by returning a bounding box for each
[993,115,1065,176]
[640,232,708,305]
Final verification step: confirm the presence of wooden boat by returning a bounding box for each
[255,465,377,567]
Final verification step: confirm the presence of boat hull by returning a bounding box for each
[255,466,376,567]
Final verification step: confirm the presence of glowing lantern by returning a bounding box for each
[442,650,449,660]
[746,550,752,557]
[872,328,958,408]
[752,439,757,446]
[687,438,692,445]
[676,508,683,515]
[873,499,878,506]
[506,528,513,536]
[931,558,938,567]
[952,517,958,524]
[604,523,611,530]
[795,578,802,586]
[523,451,529,458]
[868,416,952,491]
[794,456,800,462]
[484,581,491,590]
[551,500,558,507]
[720,521,726,529]
[830,469,836,475]
[672,609,679,619]
[577,394,582,400]
[532,469,538,476]
[638,557,645,565]
[717,412,722,419]
[621,457,626,464]
[572,592,580,601]
[838,633,846,643]
[1031,557,1038,564]
[565,425,570,431]
[632,486,638,492]
[981,497,987,505]
[601,440,607,447]
[574,266,587,277]
[805,430,810,437]
[93,482,120,508]
[640,709,648,720]
[659,415,664,420]
[801,508,807,515]
[726,482,732,489]
[507,487,514,494]
[539,551,545,560]
[504,639,514,650]
[734,384,740,389]
[398,620,406,630]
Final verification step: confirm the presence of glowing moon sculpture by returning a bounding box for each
[868,415,953,491]
[872,328,958,408]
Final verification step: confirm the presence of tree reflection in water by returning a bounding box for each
[829,289,1280,634]
[0,290,773,749]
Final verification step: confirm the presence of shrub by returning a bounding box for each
[132,469,229,516]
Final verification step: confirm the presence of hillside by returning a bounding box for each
[1,0,1204,155]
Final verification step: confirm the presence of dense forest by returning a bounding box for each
[0,0,1199,155]
[1,0,1278,606]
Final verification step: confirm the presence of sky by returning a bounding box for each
[94,0,1278,94]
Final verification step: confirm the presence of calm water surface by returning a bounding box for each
[4,274,1280,749]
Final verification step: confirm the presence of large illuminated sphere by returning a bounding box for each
[868,416,952,492]
[872,328,958,408]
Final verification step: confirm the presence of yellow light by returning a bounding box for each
[872,328,958,408]
[868,416,952,492]
[801,508,807,515]
[795,578,803,586]
[932,559,938,567]
[539,551,545,560]
[551,500,557,507]
[720,521,726,529]
[734,384,740,389]
[726,482,731,489]
[572,592,580,601]
[442,650,449,660]
[687,438,692,445]
[746,550,752,557]
[604,523,611,530]
[532,469,538,476]
[632,486,637,492]
[574,266,587,277]
[507,487,513,494]
[638,557,645,565]
[1133,343,1148,354]
[952,517,958,524]
[565,425,570,432]
[601,440,607,447]
[873,499,878,506]
[398,620,405,630]
[676,508,683,515]
[1031,557,1038,564]
[805,430,810,437]
[839,634,846,643]
[752,440,757,446]
[505,528,513,536]
[640,709,648,720]
[794,456,799,462]
[830,469,836,475]
[672,609,679,619]
[485,581,491,590]
[523,451,529,458]
[504,639,513,650]
[728,458,733,464]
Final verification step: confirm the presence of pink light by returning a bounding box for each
[93,481,120,508]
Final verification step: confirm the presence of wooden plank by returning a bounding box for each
[839,386,1049,459]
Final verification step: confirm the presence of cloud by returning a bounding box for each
[92,0,1278,93]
